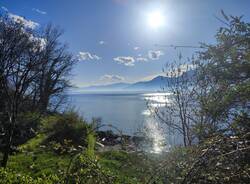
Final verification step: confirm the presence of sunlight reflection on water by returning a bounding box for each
[140,93,171,153]
[143,92,171,103]
[145,118,168,153]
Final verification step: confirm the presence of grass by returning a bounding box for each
[19,134,46,151]
[8,151,70,177]
[97,150,158,183]
[5,133,158,183]
[7,134,71,178]
[2,122,169,184]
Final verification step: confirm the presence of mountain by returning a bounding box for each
[125,76,171,91]
[80,82,130,91]
[77,76,169,92]
[77,70,195,92]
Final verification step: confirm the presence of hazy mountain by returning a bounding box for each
[80,82,130,91]
[77,70,195,92]
[77,76,169,92]
[125,76,171,91]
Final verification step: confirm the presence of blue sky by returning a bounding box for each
[1,0,250,87]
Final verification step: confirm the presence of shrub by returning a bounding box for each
[66,153,116,184]
[41,111,89,154]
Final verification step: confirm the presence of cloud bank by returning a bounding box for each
[113,50,164,66]
[100,74,125,82]
[77,51,101,61]
[32,8,47,15]
[114,56,135,66]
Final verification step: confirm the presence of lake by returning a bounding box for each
[69,92,165,133]
[69,92,180,152]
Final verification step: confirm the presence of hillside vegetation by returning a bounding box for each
[0,12,249,183]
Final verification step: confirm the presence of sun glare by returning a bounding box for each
[147,11,165,29]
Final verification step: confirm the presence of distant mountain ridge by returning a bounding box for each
[81,82,130,91]
[125,76,171,91]
[77,70,195,92]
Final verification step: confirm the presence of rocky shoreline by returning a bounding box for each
[96,130,147,152]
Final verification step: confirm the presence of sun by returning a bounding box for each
[147,11,165,29]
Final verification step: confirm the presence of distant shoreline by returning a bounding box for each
[68,90,169,96]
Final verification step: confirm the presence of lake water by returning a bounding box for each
[69,92,180,152]
[69,92,164,133]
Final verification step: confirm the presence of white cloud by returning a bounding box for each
[8,13,39,29]
[77,51,101,61]
[148,50,164,60]
[32,8,47,15]
[114,56,135,66]
[134,46,140,50]
[100,74,125,82]
[1,6,8,12]
[136,57,148,62]
[99,40,106,45]
[140,73,165,81]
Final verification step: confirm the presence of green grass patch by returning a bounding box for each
[19,134,46,152]
[98,150,156,183]
[7,133,70,178]
[8,149,70,178]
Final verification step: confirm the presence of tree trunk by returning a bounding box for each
[1,145,10,167]
[38,94,49,113]
[182,124,187,147]
[1,114,15,168]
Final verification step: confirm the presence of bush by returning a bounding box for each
[66,153,116,184]
[41,111,89,154]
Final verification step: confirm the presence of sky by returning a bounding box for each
[1,0,250,87]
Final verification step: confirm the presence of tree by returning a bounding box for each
[0,16,42,167]
[0,15,76,167]
[194,13,250,138]
[148,13,250,183]
[33,24,75,113]
[152,55,197,146]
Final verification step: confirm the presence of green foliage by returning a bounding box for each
[0,168,59,184]
[8,149,70,178]
[17,112,41,131]
[100,150,128,162]
[98,151,157,183]
[19,134,46,152]
[41,111,87,133]
[41,111,89,154]
[66,151,151,184]
[2,112,42,147]
[66,153,116,184]
[86,131,96,158]
[195,14,250,136]
[142,147,197,184]
[1,13,249,184]
[146,136,250,184]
